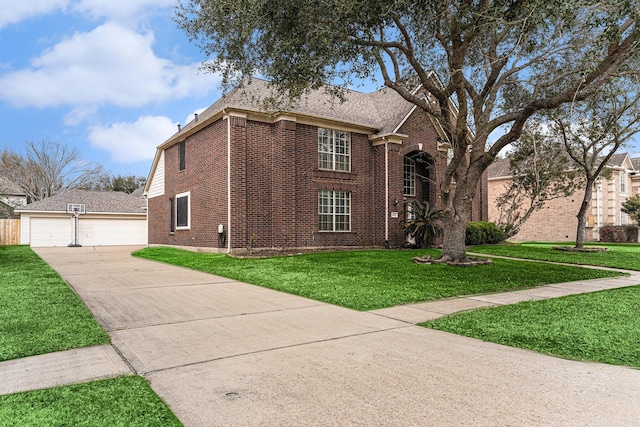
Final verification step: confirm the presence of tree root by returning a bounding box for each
[412,255,492,266]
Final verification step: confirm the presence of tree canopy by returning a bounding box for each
[90,174,147,194]
[622,195,640,225]
[494,122,583,239]
[0,141,108,203]
[176,0,640,261]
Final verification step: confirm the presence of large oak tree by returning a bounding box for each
[176,0,640,261]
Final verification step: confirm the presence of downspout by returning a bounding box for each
[596,180,601,241]
[226,111,232,253]
[384,139,389,243]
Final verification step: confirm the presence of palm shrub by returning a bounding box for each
[400,200,444,248]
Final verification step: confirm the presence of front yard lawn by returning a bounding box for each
[134,247,623,311]
[470,242,640,271]
[422,285,640,368]
[0,376,182,427]
[0,246,109,361]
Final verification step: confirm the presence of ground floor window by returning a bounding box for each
[318,190,351,231]
[176,192,190,229]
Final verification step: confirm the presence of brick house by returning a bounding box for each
[488,153,640,242]
[145,79,488,252]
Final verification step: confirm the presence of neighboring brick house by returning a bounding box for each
[632,157,640,196]
[145,79,488,252]
[488,153,640,242]
[0,176,27,218]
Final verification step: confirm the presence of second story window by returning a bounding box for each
[620,171,627,193]
[178,141,186,171]
[318,128,350,171]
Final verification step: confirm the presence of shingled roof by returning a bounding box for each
[606,153,630,168]
[0,176,26,196]
[15,189,146,214]
[169,78,417,141]
[489,152,638,180]
[487,158,512,179]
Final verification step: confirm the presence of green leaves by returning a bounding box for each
[621,194,640,225]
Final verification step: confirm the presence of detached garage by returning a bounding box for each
[16,189,147,247]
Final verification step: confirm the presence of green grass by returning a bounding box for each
[0,376,182,426]
[470,242,640,271]
[0,246,109,362]
[421,285,640,368]
[134,247,623,311]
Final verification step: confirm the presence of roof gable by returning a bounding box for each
[606,153,632,169]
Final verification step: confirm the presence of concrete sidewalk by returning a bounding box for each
[4,246,640,426]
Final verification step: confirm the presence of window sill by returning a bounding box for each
[314,169,357,180]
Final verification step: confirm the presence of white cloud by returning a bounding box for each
[0,0,69,29]
[0,22,219,108]
[87,115,177,162]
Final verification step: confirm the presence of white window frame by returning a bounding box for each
[620,171,627,193]
[404,157,416,196]
[318,190,351,232]
[621,211,629,225]
[318,128,351,172]
[176,191,191,230]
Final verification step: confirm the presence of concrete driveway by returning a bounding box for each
[34,246,640,426]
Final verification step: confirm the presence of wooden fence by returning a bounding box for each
[0,219,20,245]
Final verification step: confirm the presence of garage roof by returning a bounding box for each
[15,189,147,214]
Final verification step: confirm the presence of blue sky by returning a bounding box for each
[0,0,225,178]
[1,2,638,181]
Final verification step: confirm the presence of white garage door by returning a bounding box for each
[78,218,147,246]
[30,217,73,247]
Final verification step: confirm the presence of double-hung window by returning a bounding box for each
[318,190,351,232]
[404,157,416,196]
[620,171,627,193]
[318,128,350,171]
[176,191,190,229]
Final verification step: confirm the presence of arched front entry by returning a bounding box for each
[403,151,435,206]
[402,151,436,246]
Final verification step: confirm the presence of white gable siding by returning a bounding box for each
[147,151,165,198]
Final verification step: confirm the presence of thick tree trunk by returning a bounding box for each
[440,205,471,261]
[439,169,480,262]
[575,179,594,249]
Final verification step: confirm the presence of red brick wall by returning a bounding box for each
[149,107,488,251]
[148,119,228,247]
